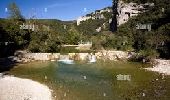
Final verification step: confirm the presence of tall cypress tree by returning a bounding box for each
[110,0,118,32]
[8,2,25,21]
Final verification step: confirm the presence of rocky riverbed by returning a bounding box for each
[145,59,170,75]
[0,75,52,100]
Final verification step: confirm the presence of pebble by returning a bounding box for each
[103,93,106,97]
[162,74,165,79]
[142,93,146,97]
[64,92,67,97]
[59,85,63,88]
[45,76,47,80]
[83,76,87,80]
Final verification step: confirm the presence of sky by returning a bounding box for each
[0,0,112,21]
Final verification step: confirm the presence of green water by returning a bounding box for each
[9,61,170,100]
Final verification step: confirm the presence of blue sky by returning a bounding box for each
[0,0,112,21]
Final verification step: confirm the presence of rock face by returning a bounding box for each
[76,7,112,25]
[0,76,52,100]
[117,0,154,26]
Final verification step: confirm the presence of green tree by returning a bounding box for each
[8,2,24,21]
[66,26,80,44]
[6,3,29,49]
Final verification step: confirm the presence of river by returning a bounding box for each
[9,60,170,100]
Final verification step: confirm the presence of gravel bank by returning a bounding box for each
[0,76,52,100]
[145,59,170,75]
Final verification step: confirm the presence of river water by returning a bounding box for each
[9,61,170,100]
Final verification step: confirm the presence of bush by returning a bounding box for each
[138,49,159,62]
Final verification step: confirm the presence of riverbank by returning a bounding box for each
[0,75,52,100]
[4,50,170,76]
[12,50,131,63]
[145,59,170,75]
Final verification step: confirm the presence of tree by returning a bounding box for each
[8,2,24,21]
[4,2,29,49]
[66,26,80,44]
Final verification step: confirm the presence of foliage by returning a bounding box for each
[8,2,25,21]
[139,49,159,61]
[0,1,170,60]
[115,0,170,59]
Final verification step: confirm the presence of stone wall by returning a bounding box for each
[95,50,129,60]
[24,53,52,61]
[13,50,131,63]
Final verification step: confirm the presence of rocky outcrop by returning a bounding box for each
[76,7,112,25]
[13,51,60,63]
[117,0,154,26]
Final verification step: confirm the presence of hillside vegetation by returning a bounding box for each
[0,0,170,60]
[76,0,170,60]
[116,0,170,59]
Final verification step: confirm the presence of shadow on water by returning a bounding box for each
[0,57,17,73]
[0,25,17,73]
